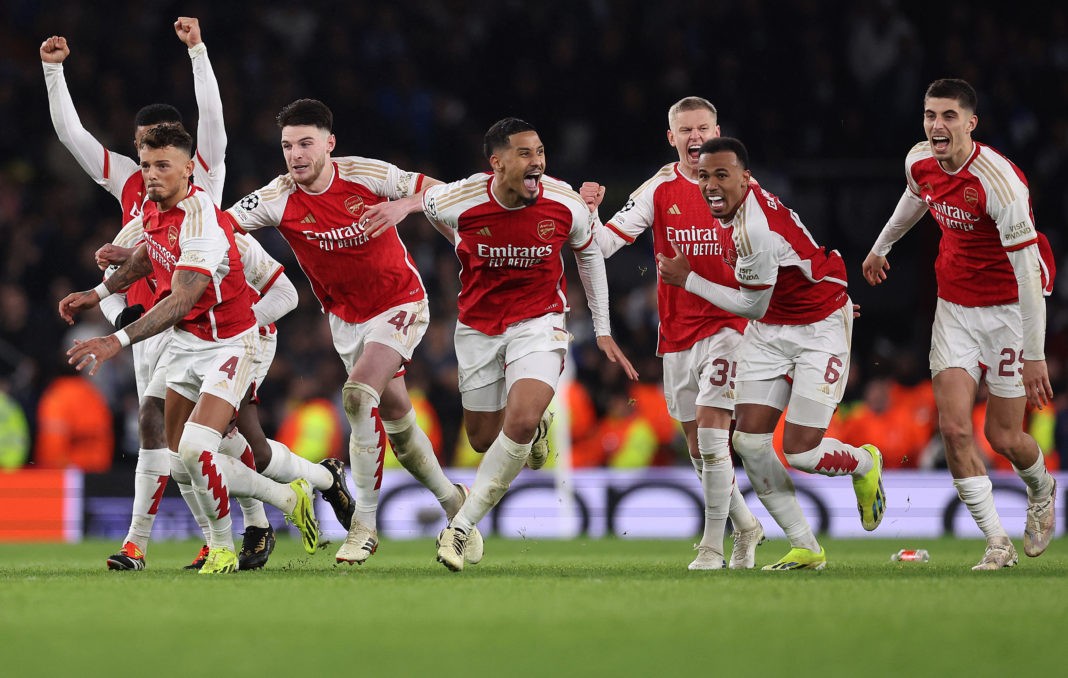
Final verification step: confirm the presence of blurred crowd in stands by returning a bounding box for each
[1,0,1066,471]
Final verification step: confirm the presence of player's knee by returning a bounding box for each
[938,418,973,452]
[168,450,191,484]
[342,381,380,420]
[983,424,1023,457]
[732,431,772,462]
[177,422,222,469]
[138,398,166,449]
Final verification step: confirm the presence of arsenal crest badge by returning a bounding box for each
[537,219,555,241]
[344,195,365,217]
[964,187,979,207]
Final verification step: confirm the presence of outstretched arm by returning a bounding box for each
[574,240,638,380]
[59,244,151,324]
[863,189,928,286]
[178,17,227,202]
[67,268,209,375]
[364,178,445,238]
[41,36,137,194]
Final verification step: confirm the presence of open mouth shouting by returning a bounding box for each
[930,134,950,154]
[687,144,702,164]
[523,170,542,195]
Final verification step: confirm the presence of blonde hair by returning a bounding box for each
[668,96,718,128]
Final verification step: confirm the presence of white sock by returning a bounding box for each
[122,447,170,552]
[385,408,458,513]
[689,453,703,480]
[177,423,233,550]
[452,432,531,533]
[1013,452,1054,501]
[787,438,873,478]
[214,432,270,529]
[212,454,296,515]
[733,431,819,551]
[697,428,731,551]
[170,450,211,544]
[953,475,1008,540]
[261,439,333,491]
[344,382,385,529]
[728,479,760,532]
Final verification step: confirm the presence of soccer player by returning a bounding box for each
[579,97,764,571]
[424,117,637,572]
[41,18,246,569]
[862,78,1056,570]
[97,223,354,570]
[657,136,886,571]
[60,124,319,575]
[228,99,479,566]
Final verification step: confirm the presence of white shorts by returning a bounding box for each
[456,313,569,410]
[251,330,278,402]
[662,329,743,421]
[930,299,1024,398]
[135,329,173,402]
[328,300,429,374]
[166,327,261,409]
[736,300,852,409]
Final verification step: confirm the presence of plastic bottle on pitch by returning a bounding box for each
[891,549,930,562]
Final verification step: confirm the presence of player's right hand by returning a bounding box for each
[174,17,202,47]
[58,290,100,325]
[862,252,889,286]
[579,182,605,212]
[40,36,70,63]
[95,243,134,269]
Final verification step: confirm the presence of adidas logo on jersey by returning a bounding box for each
[301,213,316,224]
[478,227,492,237]
[667,204,682,215]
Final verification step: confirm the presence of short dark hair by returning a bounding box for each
[483,117,537,159]
[699,137,749,170]
[134,103,183,128]
[277,98,333,131]
[139,123,193,157]
[924,78,978,113]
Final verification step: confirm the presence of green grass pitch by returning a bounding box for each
[1,536,1065,677]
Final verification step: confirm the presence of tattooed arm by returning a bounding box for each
[124,268,209,344]
[58,244,152,324]
[66,266,210,376]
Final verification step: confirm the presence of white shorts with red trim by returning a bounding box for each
[166,327,261,409]
[736,300,853,409]
[662,329,743,421]
[930,298,1024,398]
[328,299,429,375]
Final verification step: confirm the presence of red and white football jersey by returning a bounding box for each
[905,141,1052,307]
[604,163,746,354]
[44,57,225,312]
[140,186,255,341]
[730,181,848,325]
[227,157,427,324]
[423,173,596,336]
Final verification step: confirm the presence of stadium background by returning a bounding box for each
[1,0,1067,474]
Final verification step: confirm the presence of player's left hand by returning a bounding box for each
[1022,359,1054,409]
[67,336,122,376]
[655,241,691,287]
[596,335,639,381]
[361,201,411,238]
[174,17,202,47]
[852,303,861,319]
